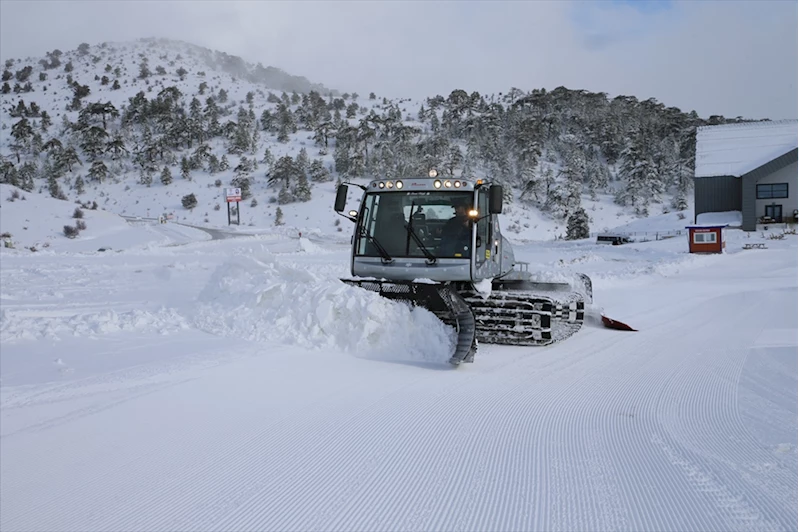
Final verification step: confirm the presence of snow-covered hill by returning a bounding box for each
[0,38,707,244]
[0,183,212,252]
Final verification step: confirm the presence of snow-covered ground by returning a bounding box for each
[1,187,797,531]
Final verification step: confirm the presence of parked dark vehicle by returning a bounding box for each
[596,234,631,245]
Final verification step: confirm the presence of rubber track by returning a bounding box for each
[440,288,477,366]
[459,289,585,346]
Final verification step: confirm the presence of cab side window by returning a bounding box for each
[476,190,490,263]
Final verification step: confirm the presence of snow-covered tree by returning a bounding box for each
[566,207,590,240]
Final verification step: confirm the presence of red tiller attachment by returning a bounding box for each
[601,314,637,331]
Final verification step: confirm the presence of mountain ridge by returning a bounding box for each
[1,38,761,244]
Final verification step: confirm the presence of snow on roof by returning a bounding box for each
[685,224,729,229]
[695,119,798,178]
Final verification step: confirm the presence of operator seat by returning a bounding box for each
[411,211,428,241]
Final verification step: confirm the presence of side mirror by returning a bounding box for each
[334,184,348,212]
[489,185,503,214]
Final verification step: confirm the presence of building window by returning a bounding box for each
[756,183,789,199]
[693,232,717,244]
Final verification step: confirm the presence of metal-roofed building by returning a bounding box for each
[694,119,798,231]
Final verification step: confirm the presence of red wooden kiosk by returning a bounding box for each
[685,224,728,254]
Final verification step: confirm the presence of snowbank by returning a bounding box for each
[0,307,190,343]
[297,237,326,253]
[696,210,742,227]
[192,251,455,364]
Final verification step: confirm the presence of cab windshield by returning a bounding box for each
[356,191,474,258]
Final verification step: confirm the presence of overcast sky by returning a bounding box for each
[1,0,795,120]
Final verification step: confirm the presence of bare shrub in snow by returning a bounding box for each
[181,193,198,210]
[63,225,80,238]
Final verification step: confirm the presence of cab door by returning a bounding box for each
[472,188,498,280]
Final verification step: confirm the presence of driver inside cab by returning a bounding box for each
[439,199,472,257]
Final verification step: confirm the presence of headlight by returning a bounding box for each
[396,180,403,189]
[348,210,358,217]
[378,182,385,189]
[434,180,442,189]
[428,169,438,178]
[444,180,452,188]
[386,181,394,188]
[454,181,461,188]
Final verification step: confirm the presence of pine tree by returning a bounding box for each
[278,184,293,204]
[17,162,36,192]
[293,172,311,202]
[295,147,309,172]
[275,206,284,226]
[47,173,65,199]
[566,207,590,240]
[74,174,85,194]
[208,154,220,174]
[140,168,153,187]
[672,189,688,211]
[161,166,172,186]
[88,160,108,183]
[309,159,331,182]
[181,156,191,180]
[261,147,274,168]
[268,155,297,189]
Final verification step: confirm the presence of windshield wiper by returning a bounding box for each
[404,203,437,264]
[359,226,394,263]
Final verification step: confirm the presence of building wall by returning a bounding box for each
[742,150,798,229]
[754,161,798,222]
[694,176,742,221]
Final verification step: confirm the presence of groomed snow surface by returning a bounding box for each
[1,198,797,532]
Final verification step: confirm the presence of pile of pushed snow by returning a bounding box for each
[192,251,455,363]
[696,210,742,227]
[296,237,327,253]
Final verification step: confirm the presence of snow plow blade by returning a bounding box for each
[341,279,477,366]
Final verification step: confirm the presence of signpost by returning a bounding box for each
[224,187,241,225]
